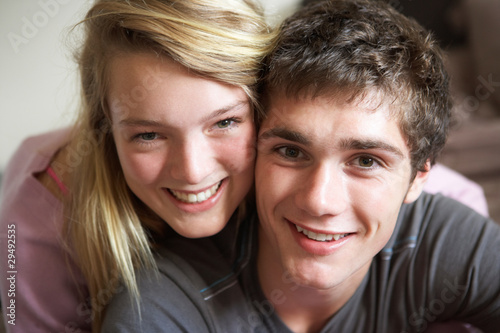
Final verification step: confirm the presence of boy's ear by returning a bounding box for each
[404,160,431,203]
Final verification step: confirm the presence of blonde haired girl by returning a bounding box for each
[0,0,275,331]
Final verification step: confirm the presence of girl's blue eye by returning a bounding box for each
[216,119,233,129]
[139,132,157,141]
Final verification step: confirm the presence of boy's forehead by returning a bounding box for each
[264,88,400,124]
[261,90,410,158]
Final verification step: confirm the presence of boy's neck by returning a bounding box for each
[256,229,370,333]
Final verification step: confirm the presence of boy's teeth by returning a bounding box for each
[295,224,348,242]
[170,182,221,204]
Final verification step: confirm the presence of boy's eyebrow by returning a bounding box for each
[259,127,311,145]
[259,127,405,157]
[340,138,405,158]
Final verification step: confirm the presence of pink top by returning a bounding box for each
[423,163,489,217]
[0,128,91,333]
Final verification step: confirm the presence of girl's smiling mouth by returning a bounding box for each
[167,180,223,204]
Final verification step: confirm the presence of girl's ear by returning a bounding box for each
[404,160,431,203]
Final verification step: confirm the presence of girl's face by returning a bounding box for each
[108,52,255,238]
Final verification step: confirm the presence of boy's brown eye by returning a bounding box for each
[359,157,374,167]
[284,147,300,158]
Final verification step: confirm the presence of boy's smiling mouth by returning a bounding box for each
[295,224,352,242]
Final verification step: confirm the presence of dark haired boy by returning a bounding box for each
[252,1,500,331]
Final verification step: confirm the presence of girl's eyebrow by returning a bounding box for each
[200,100,248,123]
[118,118,163,128]
[118,100,249,128]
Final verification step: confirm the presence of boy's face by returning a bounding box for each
[255,92,427,291]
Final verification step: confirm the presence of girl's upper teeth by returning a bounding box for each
[296,225,348,242]
[170,182,221,204]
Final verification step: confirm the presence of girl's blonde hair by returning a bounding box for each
[64,0,274,330]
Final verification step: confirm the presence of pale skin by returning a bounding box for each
[39,52,256,239]
[107,52,256,238]
[255,91,429,333]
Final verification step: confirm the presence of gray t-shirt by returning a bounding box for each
[102,193,500,332]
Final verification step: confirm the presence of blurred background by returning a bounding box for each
[1,0,499,221]
[396,0,500,222]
